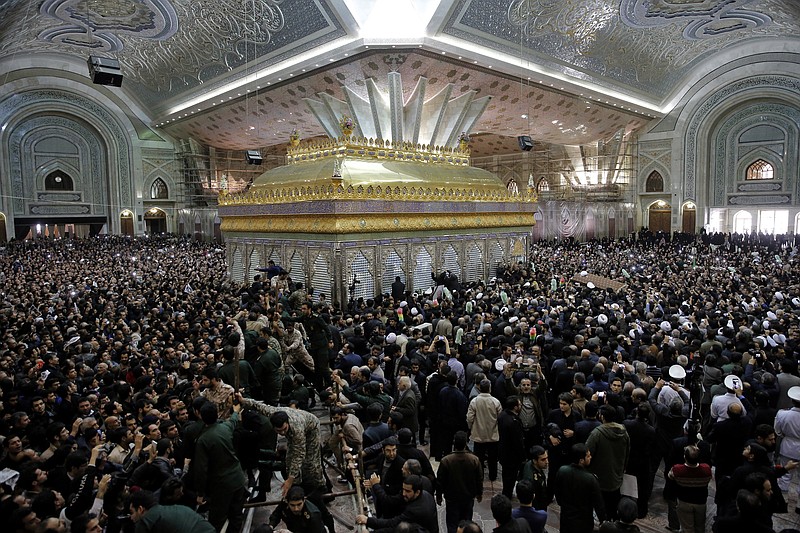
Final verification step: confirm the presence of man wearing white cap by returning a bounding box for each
[710,374,747,422]
[775,385,800,510]
[657,364,688,408]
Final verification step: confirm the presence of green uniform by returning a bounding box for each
[194,412,248,532]
[268,499,326,533]
[254,347,283,404]
[135,504,215,533]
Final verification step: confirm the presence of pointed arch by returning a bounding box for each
[412,247,433,292]
[351,250,375,301]
[288,249,307,287]
[230,246,245,283]
[464,242,483,282]
[382,249,406,294]
[745,159,774,180]
[442,243,461,278]
[310,252,332,303]
[536,177,549,193]
[488,241,504,277]
[249,247,262,283]
[645,170,664,192]
[44,170,74,191]
[150,177,169,199]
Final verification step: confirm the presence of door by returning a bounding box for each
[649,203,672,233]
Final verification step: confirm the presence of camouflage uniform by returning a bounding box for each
[202,382,235,420]
[280,328,316,372]
[240,399,324,488]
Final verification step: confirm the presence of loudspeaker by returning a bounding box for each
[87,56,123,87]
[245,150,263,165]
[518,135,533,151]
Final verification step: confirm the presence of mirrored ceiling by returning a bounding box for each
[0,0,797,155]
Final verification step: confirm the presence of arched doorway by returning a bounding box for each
[144,207,167,234]
[733,211,753,234]
[682,202,696,233]
[0,212,6,243]
[608,208,616,239]
[648,200,671,233]
[120,210,134,236]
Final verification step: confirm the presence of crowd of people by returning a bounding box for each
[1,230,800,533]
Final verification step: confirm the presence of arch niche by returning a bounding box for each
[682,202,696,233]
[144,207,167,234]
[648,201,672,233]
[120,210,134,236]
[0,89,135,236]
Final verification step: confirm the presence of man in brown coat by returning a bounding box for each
[436,431,484,533]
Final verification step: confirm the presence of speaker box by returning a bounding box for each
[518,135,533,151]
[88,56,123,87]
[245,150,263,165]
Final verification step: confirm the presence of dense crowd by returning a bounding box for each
[1,231,800,533]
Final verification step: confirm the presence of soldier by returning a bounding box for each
[267,485,326,533]
[238,394,335,533]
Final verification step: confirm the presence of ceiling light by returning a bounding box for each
[441,52,446,55]
[521,114,527,119]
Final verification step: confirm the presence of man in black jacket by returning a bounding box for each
[553,443,606,533]
[299,302,332,396]
[498,396,525,498]
[490,493,532,533]
[356,474,438,533]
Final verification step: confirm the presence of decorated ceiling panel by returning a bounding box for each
[441,0,800,99]
[0,0,797,152]
[164,50,646,154]
[0,0,346,106]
